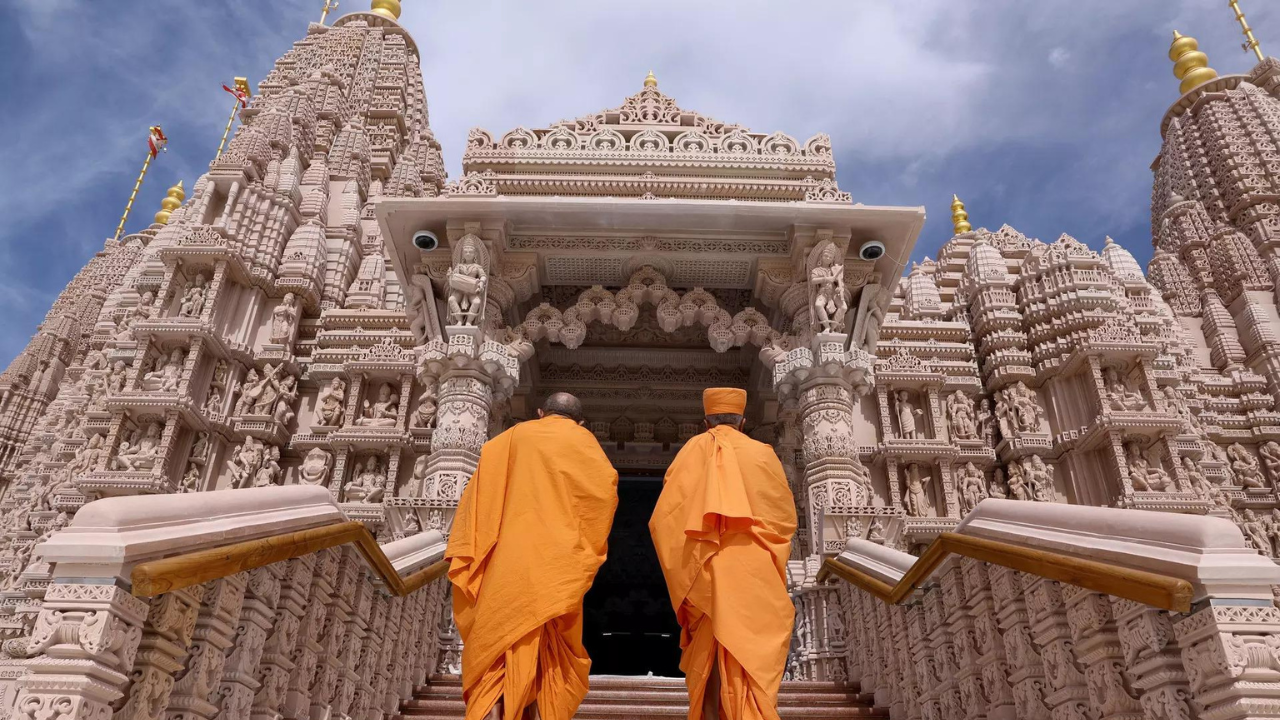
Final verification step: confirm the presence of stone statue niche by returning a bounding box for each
[140,346,186,393]
[355,381,401,428]
[892,389,927,440]
[175,270,211,319]
[344,454,386,503]
[445,234,490,327]
[900,463,935,517]
[807,239,849,335]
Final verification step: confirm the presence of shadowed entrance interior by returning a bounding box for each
[583,474,683,677]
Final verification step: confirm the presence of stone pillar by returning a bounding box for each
[989,566,1051,719]
[1111,599,1193,720]
[961,558,1015,720]
[117,588,201,720]
[1060,586,1143,720]
[166,574,247,720]
[1175,602,1280,720]
[253,556,312,720]
[1023,576,1091,720]
[12,583,148,720]
[219,566,281,720]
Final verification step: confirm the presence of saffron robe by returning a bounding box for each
[649,424,797,720]
[447,415,619,720]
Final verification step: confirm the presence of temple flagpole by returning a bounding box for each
[215,77,251,159]
[320,0,339,24]
[113,125,167,241]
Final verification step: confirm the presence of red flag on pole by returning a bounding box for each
[148,126,168,157]
[222,83,249,108]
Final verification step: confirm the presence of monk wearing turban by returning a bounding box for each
[447,392,619,720]
[649,388,798,720]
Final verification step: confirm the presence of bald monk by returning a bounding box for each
[446,393,618,720]
[650,388,798,720]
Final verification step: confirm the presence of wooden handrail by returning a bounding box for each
[819,531,1194,613]
[131,520,449,598]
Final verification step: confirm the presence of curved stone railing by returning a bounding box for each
[5,485,449,720]
[822,498,1280,720]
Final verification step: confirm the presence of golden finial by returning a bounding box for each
[320,0,339,24]
[644,70,658,89]
[154,181,185,225]
[950,194,972,235]
[1169,30,1218,95]
[1228,0,1265,62]
[369,0,400,20]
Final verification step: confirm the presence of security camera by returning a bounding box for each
[858,240,886,261]
[412,230,439,252]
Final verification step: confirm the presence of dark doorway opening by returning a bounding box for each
[583,474,683,677]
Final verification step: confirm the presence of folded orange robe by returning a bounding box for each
[649,425,797,720]
[447,415,619,720]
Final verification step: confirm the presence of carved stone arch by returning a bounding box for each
[500,127,537,150]
[762,131,798,156]
[588,128,626,151]
[673,130,711,153]
[467,127,494,150]
[803,133,833,157]
[718,128,756,155]
[630,128,669,153]
[541,125,579,151]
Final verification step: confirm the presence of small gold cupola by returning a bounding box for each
[154,181,185,225]
[370,0,401,20]
[644,70,658,89]
[1169,30,1218,95]
[951,194,972,235]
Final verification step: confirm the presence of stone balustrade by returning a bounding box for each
[827,499,1280,720]
[3,486,448,720]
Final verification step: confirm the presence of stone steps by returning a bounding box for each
[400,675,888,719]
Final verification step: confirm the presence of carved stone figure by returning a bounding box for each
[1183,457,1219,505]
[235,364,286,417]
[1103,367,1145,411]
[410,383,438,430]
[112,421,163,471]
[65,435,105,477]
[106,360,129,395]
[300,448,333,486]
[141,348,185,392]
[228,437,266,489]
[1006,462,1030,501]
[895,391,923,440]
[274,375,298,425]
[808,242,848,333]
[178,273,209,318]
[1126,442,1169,492]
[976,398,995,446]
[903,464,930,517]
[317,377,347,426]
[1242,510,1272,555]
[270,292,299,343]
[113,291,155,340]
[1026,455,1055,501]
[989,467,1008,499]
[253,446,282,488]
[1162,385,1199,429]
[957,462,987,514]
[446,237,487,326]
[356,383,399,427]
[346,457,386,503]
[1006,382,1044,433]
[946,391,977,440]
[1260,441,1280,485]
[866,518,886,544]
[1229,443,1267,490]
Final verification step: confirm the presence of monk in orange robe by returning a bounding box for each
[650,388,797,720]
[446,392,618,720]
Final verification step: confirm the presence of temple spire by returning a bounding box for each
[1228,0,1265,62]
[369,0,400,20]
[153,181,185,225]
[1169,30,1218,95]
[644,70,657,89]
[950,194,972,234]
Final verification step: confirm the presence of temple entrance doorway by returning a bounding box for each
[583,473,683,677]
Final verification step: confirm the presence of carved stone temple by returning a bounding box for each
[7,4,1280,720]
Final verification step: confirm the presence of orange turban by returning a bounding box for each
[703,388,747,415]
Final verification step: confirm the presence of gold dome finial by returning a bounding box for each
[1169,30,1218,95]
[154,181,185,225]
[369,0,400,20]
[950,194,972,235]
[644,70,657,89]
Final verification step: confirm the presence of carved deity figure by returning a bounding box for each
[181,433,209,493]
[1126,442,1169,492]
[113,291,155,341]
[65,435,105,478]
[1242,510,1272,556]
[1162,386,1200,430]
[1268,510,1280,557]
[989,467,1008,499]
[205,360,230,414]
[976,398,995,446]
[1026,455,1055,501]
[1208,443,1236,485]
[274,375,298,425]
[300,448,333,486]
[106,360,129,395]
[903,464,931,517]
[895,391,924,440]
[808,242,848,333]
[446,237,487,326]
[345,457,386,503]
[957,462,987,515]
[228,437,266,489]
[235,364,289,417]
[1260,441,1280,485]
[1006,462,1030,501]
[356,383,399,427]
[1008,382,1044,433]
[410,383,438,430]
[253,446,282,488]
[946,391,977,440]
[112,421,163,471]
[178,273,209,318]
[1229,444,1268,489]
[1102,367,1145,412]
[1182,456,1219,505]
[317,377,347,426]
[270,292,300,343]
[142,348,185,392]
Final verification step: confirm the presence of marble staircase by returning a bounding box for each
[399,675,888,719]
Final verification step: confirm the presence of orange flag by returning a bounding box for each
[648,423,797,720]
[447,414,619,720]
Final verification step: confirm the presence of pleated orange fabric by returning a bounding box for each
[648,424,797,720]
[447,414,619,720]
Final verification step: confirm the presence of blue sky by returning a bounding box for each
[1,1,1277,365]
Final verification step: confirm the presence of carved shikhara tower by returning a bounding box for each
[3,1,1280,694]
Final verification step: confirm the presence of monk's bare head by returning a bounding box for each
[539,392,584,424]
[704,413,745,431]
